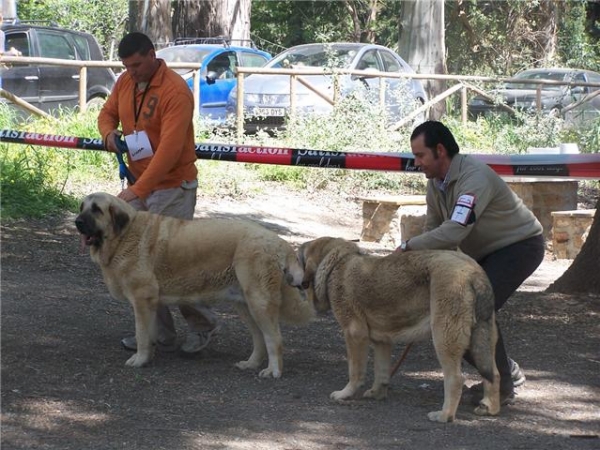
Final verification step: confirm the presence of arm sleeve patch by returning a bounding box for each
[450,194,476,226]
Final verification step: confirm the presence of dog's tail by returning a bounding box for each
[279,283,316,325]
[468,275,498,384]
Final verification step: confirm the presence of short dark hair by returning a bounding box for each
[410,121,460,158]
[118,32,155,59]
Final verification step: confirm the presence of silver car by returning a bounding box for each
[226,42,427,132]
[468,68,600,125]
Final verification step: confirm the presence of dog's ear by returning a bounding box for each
[301,252,317,289]
[109,204,130,236]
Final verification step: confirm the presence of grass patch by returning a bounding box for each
[1,146,79,219]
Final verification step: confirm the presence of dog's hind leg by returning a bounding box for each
[246,302,283,379]
[234,251,293,378]
[331,320,369,401]
[473,320,501,416]
[428,323,465,422]
[363,341,392,400]
[233,302,269,372]
[428,352,463,422]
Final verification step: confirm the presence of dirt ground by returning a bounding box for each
[1,184,599,450]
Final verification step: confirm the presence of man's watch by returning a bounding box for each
[400,240,409,252]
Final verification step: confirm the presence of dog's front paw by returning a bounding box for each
[258,367,281,378]
[363,385,388,400]
[474,402,499,416]
[427,410,454,423]
[125,353,151,367]
[330,389,353,401]
[235,360,260,371]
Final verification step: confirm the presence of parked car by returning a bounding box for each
[468,68,600,124]
[156,38,271,123]
[0,21,116,112]
[225,42,428,133]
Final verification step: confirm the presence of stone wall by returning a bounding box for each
[551,209,595,259]
[506,179,578,240]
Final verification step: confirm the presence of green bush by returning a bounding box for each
[0,106,116,219]
[0,146,79,218]
[2,96,597,220]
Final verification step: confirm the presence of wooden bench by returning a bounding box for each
[356,195,427,243]
[551,209,595,259]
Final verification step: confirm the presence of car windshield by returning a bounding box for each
[267,45,357,69]
[505,71,567,91]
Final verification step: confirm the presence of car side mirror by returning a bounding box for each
[206,71,218,85]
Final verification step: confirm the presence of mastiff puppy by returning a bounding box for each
[298,237,500,422]
[75,192,314,378]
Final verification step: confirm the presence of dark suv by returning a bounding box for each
[1,22,115,113]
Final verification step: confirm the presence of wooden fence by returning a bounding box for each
[2,55,600,135]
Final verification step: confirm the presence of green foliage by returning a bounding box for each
[252,0,411,51]
[0,105,116,220]
[559,117,600,154]
[251,0,352,52]
[558,0,600,72]
[0,145,79,219]
[16,0,127,58]
[446,113,565,155]
[2,95,597,220]
[443,0,600,76]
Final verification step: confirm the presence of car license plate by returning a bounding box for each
[254,107,286,117]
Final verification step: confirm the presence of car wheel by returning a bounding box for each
[86,96,106,110]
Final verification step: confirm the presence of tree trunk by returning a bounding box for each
[547,196,600,294]
[129,0,172,47]
[173,0,251,44]
[398,0,446,120]
[537,0,559,64]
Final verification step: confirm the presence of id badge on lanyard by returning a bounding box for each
[128,78,155,161]
[125,130,153,161]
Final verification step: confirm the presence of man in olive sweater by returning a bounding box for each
[398,121,545,405]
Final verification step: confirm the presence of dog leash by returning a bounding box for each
[390,342,414,377]
[113,135,136,188]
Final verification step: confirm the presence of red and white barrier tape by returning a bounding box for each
[1,129,599,179]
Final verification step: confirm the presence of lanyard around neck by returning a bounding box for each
[133,64,158,130]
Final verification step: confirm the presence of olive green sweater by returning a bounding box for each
[407,154,543,261]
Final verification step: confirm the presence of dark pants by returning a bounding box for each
[467,234,545,392]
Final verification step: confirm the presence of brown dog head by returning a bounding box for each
[297,237,360,312]
[75,192,135,264]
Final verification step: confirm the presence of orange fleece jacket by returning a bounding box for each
[98,59,197,199]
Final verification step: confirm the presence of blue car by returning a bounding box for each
[156,39,271,123]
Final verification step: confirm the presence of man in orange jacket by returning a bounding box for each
[98,31,219,355]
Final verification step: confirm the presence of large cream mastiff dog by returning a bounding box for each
[298,237,500,422]
[75,192,314,378]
